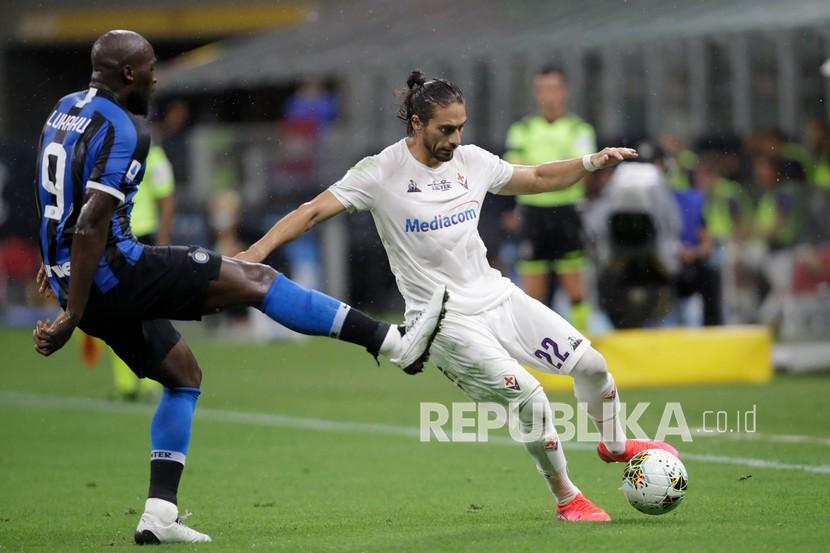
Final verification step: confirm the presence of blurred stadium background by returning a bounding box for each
[2,0,829,373]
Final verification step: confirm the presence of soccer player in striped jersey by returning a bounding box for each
[34,31,447,544]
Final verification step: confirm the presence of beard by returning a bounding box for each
[431,143,456,162]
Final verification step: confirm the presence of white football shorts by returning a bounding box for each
[429,285,591,405]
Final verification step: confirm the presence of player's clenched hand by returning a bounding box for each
[589,147,638,170]
[33,312,77,356]
[36,265,54,299]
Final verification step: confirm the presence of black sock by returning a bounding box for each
[148,460,184,505]
[338,308,390,357]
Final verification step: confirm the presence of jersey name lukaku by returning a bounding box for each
[329,140,514,319]
[35,87,151,304]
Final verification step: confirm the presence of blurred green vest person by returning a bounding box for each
[129,144,176,242]
[706,178,753,242]
[113,143,176,401]
[506,114,595,206]
[504,65,595,332]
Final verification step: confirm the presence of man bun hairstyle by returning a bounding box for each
[397,70,464,135]
[406,70,427,90]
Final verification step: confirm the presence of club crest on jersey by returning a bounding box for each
[407,179,421,193]
[427,178,453,192]
[503,375,521,391]
[456,172,468,189]
[543,439,559,451]
[125,160,142,183]
[568,336,583,351]
[190,249,210,264]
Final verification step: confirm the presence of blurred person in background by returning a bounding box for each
[159,99,191,187]
[660,134,698,190]
[803,120,830,243]
[752,155,808,327]
[804,119,830,189]
[109,141,175,401]
[694,153,753,323]
[274,79,340,294]
[504,65,596,332]
[283,79,338,127]
[0,144,40,308]
[673,174,722,326]
[695,154,753,244]
[276,79,338,180]
[208,189,244,256]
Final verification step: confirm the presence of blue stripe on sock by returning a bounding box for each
[259,273,342,336]
[150,387,200,457]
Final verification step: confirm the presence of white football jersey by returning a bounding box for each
[329,139,515,320]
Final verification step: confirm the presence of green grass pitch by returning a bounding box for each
[1,327,829,552]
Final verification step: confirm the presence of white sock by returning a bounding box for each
[378,326,402,358]
[520,389,580,504]
[572,348,626,454]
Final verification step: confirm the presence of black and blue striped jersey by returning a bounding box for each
[35,87,151,305]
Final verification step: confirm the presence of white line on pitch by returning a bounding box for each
[2,389,830,475]
[691,428,830,447]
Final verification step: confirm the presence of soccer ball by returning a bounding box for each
[621,449,688,515]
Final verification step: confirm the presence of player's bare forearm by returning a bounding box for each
[237,190,346,263]
[66,191,118,321]
[34,190,117,356]
[236,205,317,263]
[499,147,638,196]
[533,157,589,191]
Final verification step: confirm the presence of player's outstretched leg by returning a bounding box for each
[519,387,611,522]
[571,347,679,463]
[135,340,211,544]
[205,258,448,374]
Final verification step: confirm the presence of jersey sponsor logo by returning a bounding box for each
[427,178,453,192]
[503,374,521,391]
[404,200,479,233]
[407,179,421,193]
[45,110,91,134]
[44,262,71,278]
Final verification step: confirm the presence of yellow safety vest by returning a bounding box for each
[130,144,175,238]
[505,114,595,207]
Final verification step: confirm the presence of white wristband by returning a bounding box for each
[582,154,598,172]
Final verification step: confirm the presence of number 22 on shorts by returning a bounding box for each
[534,337,569,369]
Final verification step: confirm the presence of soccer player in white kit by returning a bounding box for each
[238,72,679,521]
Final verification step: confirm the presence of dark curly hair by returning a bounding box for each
[397,70,464,136]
